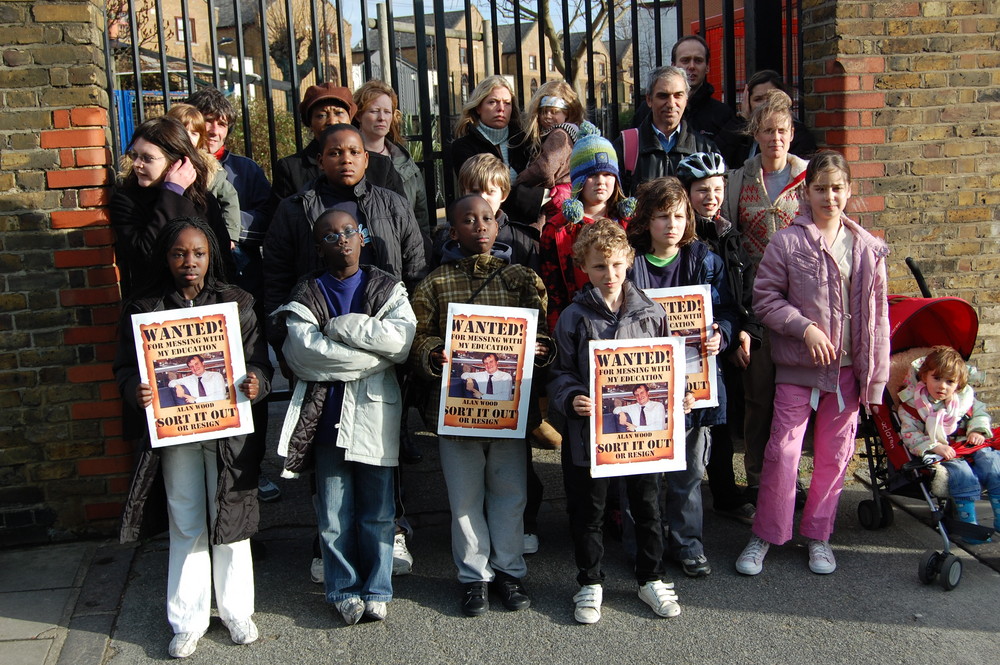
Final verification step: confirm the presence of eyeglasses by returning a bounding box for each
[126,151,165,165]
[321,227,360,244]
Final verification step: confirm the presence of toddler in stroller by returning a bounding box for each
[897,345,1000,544]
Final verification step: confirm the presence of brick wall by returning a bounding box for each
[1,0,999,544]
[0,0,123,545]
[802,0,1000,403]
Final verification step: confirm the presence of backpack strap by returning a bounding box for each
[622,128,639,174]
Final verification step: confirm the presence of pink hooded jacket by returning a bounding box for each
[752,205,890,406]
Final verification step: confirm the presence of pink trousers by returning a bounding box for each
[753,367,860,545]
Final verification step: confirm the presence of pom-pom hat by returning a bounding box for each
[569,121,621,198]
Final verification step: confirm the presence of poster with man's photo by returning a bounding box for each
[645,284,718,408]
[437,303,537,439]
[588,337,686,478]
[130,302,253,448]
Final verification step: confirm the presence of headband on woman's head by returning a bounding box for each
[539,96,569,110]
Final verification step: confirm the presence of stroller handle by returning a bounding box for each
[905,257,933,298]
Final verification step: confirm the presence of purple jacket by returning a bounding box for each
[753,206,890,406]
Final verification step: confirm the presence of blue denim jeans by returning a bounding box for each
[944,447,1000,500]
[661,426,711,560]
[315,442,395,603]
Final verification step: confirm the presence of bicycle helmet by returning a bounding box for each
[676,152,727,185]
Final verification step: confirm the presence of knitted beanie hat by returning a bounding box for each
[569,121,621,199]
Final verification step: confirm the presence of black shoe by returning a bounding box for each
[492,573,531,611]
[399,429,423,464]
[681,554,712,577]
[794,480,808,510]
[461,582,489,616]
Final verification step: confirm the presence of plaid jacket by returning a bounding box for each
[409,246,554,427]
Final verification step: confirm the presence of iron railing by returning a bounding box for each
[104,0,802,207]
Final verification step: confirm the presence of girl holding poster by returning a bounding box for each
[627,176,738,578]
[115,218,272,659]
[736,151,889,576]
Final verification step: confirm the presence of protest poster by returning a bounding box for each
[588,337,686,478]
[645,284,718,408]
[437,303,537,439]
[130,302,253,448]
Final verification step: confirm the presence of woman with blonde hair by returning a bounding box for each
[513,80,586,226]
[166,103,242,248]
[354,80,430,237]
[720,87,809,507]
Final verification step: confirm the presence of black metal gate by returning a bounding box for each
[104,0,803,207]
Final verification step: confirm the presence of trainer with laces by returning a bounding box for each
[548,220,682,623]
[392,532,414,575]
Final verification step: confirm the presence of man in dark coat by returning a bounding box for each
[264,124,427,354]
[271,83,405,202]
[613,66,717,196]
[672,35,734,140]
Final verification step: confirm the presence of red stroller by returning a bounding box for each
[857,258,996,590]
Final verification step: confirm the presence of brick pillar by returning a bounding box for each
[0,0,124,545]
[802,0,1000,401]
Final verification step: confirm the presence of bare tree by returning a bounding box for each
[266,1,317,89]
[106,0,175,56]
[266,0,345,90]
[485,0,631,79]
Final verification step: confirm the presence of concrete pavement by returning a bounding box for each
[4,402,1000,664]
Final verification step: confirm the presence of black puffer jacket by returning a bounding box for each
[450,128,544,226]
[694,214,763,347]
[115,285,273,545]
[271,138,406,201]
[683,82,736,140]
[613,118,718,196]
[110,184,235,297]
[263,176,427,341]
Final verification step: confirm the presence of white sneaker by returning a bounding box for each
[523,532,539,554]
[223,617,258,645]
[310,557,324,584]
[572,584,603,624]
[336,597,365,625]
[807,539,837,574]
[167,630,205,658]
[364,600,388,621]
[392,533,413,576]
[736,535,770,576]
[637,580,681,618]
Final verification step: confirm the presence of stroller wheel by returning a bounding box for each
[879,499,895,528]
[917,549,940,584]
[938,554,962,591]
[858,500,878,530]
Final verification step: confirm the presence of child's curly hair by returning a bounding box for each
[918,346,969,390]
[627,176,696,255]
[573,218,635,268]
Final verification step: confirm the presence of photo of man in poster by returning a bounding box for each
[461,352,514,401]
[613,383,667,432]
[168,354,228,403]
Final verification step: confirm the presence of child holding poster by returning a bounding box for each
[115,218,272,659]
[410,194,554,616]
[627,176,738,578]
[737,151,889,576]
[548,219,685,624]
[270,207,417,625]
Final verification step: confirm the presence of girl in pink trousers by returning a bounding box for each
[735,151,890,576]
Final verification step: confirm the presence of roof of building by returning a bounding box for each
[496,21,537,54]
[214,0,264,30]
